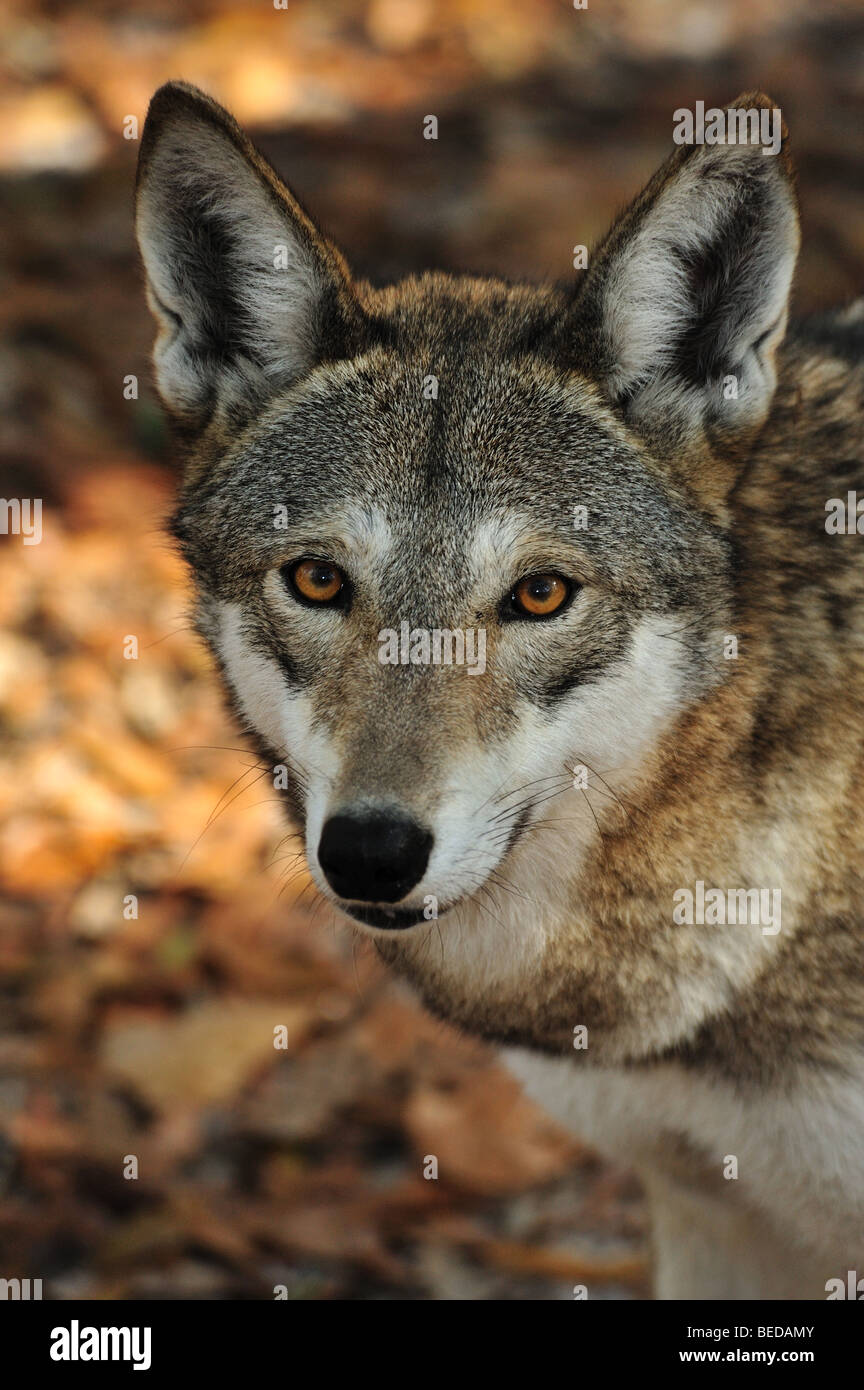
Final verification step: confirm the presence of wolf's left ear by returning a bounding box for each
[136,82,361,428]
[577,94,798,461]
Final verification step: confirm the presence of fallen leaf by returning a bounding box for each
[100,1000,311,1110]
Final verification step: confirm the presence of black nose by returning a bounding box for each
[317,809,433,903]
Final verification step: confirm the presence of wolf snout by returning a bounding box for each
[317,808,433,904]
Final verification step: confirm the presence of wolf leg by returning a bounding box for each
[642,1172,826,1301]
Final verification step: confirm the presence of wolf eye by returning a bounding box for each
[284,558,346,606]
[507,573,573,620]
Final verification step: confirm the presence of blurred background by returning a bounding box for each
[1,0,862,1300]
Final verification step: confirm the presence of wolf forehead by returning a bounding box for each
[172,290,721,602]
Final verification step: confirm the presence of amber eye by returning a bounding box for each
[509,573,573,619]
[285,558,346,606]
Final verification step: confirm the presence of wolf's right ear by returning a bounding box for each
[136,83,361,428]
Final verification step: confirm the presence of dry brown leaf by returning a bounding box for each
[100,999,311,1110]
[405,1064,578,1195]
[478,1236,648,1288]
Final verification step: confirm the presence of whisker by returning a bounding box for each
[204,764,269,830]
[142,624,195,649]
[482,770,572,815]
[176,767,271,868]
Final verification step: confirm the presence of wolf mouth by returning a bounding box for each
[337,903,452,931]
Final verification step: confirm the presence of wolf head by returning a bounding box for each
[136,84,798,1056]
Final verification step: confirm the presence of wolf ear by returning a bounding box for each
[136,82,360,427]
[578,94,798,459]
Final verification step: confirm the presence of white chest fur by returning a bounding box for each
[503,1045,864,1264]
